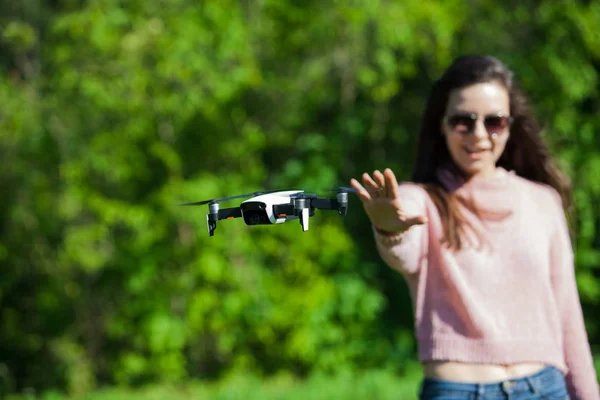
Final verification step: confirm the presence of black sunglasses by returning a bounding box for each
[444,113,514,136]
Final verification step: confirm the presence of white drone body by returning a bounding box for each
[186,187,359,237]
[240,190,306,226]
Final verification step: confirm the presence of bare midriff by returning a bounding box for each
[423,361,548,382]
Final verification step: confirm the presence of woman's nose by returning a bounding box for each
[472,119,489,138]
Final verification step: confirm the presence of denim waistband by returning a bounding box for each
[420,366,564,396]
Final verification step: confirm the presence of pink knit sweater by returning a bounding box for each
[374,167,599,399]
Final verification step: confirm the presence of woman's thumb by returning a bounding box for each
[404,215,428,227]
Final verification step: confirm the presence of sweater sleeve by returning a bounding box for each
[548,192,600,399]
[373,183,429,275]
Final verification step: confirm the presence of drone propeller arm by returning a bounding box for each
[207,206,243,236]
[217,207,242,219]
[310,197,348,216]
[207,207,242,223]
[310,198,338,210]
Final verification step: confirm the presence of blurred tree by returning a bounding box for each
[0,0,598,396]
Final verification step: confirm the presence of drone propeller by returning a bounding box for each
[180,189,290,206]
[325,186,383,194]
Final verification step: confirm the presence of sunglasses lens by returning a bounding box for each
[484,116,510,134]
[446,114,512,136]
[447,115,475,134]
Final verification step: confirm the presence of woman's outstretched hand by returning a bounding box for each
[350,168,428,234]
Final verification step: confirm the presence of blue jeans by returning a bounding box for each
[419,366,570,399]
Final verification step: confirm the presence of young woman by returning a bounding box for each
[350,55,599,400]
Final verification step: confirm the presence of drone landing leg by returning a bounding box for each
[207,215,217,236]
[300,208,309,231]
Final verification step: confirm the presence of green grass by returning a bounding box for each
[7,367,423,400]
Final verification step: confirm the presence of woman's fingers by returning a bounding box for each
[353,168,428,232]
[349,178,372,202]
[372,170,388,197]
[383,168,400,200]
[361,173,381,195]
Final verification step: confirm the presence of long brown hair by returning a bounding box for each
[411,55,571,250]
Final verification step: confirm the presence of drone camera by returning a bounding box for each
[240,201,270,225]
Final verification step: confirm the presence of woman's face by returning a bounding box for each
[441,81,511,179]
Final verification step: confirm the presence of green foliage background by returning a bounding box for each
[1,0,599,398]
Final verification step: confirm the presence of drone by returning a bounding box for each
[181,186,380,236]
